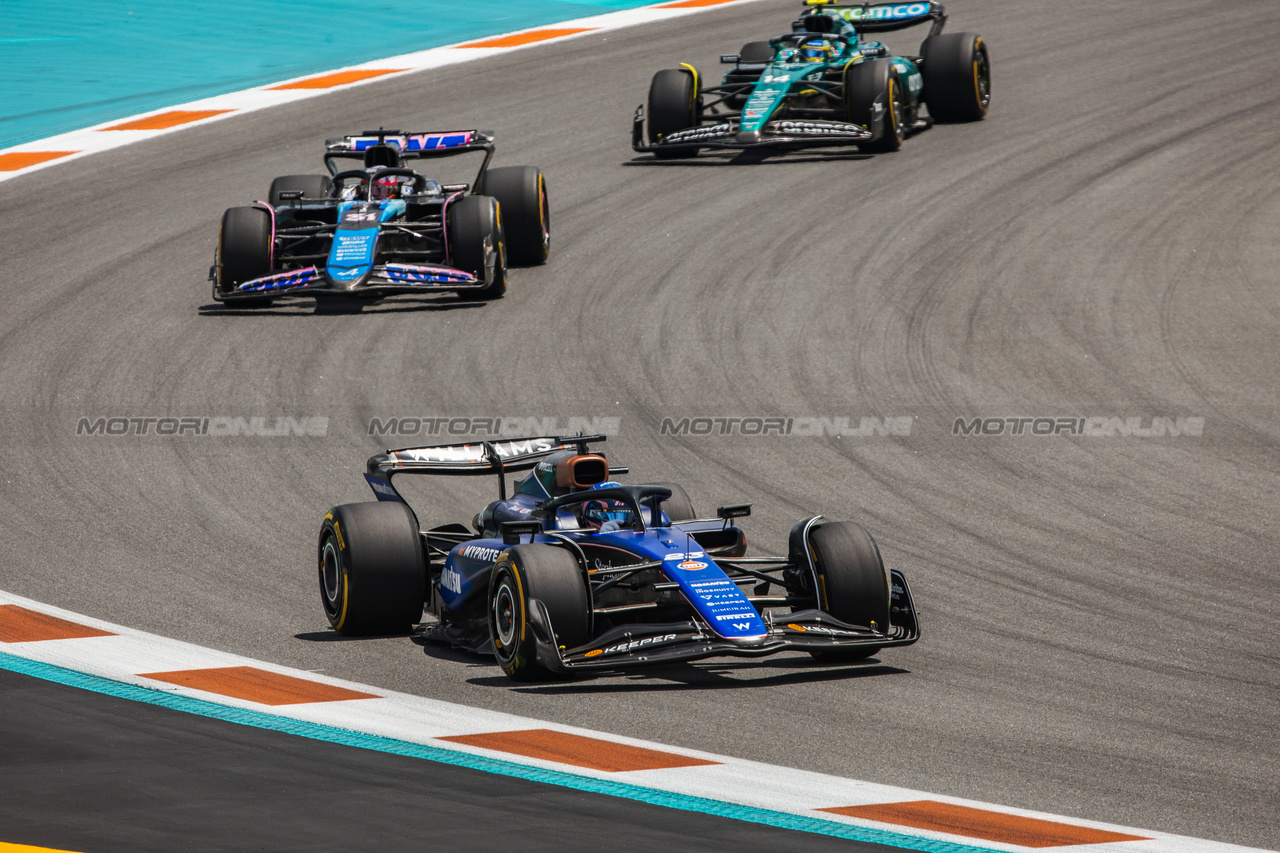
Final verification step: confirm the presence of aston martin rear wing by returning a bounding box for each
[365,434,620,502]
[801,0,947,34]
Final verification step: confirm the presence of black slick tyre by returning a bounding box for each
[804,521,891,661]
[844,59,903,152]
[217,206,272,300]
[318,503,425,636]
[447,194,507,299]
[652,482,696,522]
[488,545,589,681]
[920,32,990,122]
[476,166,549,266]
[648,67,700,159]
[268,174,332,208]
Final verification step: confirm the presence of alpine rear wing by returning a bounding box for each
[365,434,623,502]
[322,129,496,177]
[802,0,947,34]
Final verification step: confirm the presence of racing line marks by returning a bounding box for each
[0,605,114,643]
[457,28,596,49]
[101,110,234,131]
[438,728,720,772]
[139,665,378,706]
[820,802,1150,848]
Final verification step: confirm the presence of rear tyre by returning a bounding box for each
[476,166,549,266]
[318,503,425,636]
[217,206,273,305]
[648,67,700,159]
[447,194,507,300]
[844,59,903,153]
[802,521,890,661]
[488,545,590,681]
[652,482,696,522]
[920,32,990,122]
[268,174,332,208]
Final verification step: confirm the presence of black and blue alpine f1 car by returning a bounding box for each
[633,0,989,158]
[211,129,549,304]
[317,434,918,680]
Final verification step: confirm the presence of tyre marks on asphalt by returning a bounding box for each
[0,592,1251,853]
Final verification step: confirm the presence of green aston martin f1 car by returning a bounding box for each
[632,0,989,158]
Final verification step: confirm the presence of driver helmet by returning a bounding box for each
[801,38,834,62]
[581,482,630,531]
[371,174,408,200]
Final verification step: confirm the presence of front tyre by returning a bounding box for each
[648,67,701,159]
[217,206,272,295]
[920,32,990,122]
[318,503,425,636]
[801,521,891,661]
[476,166,549,266]
[447,194,507,299]
[488,545,589,681]
[844,59,904,153]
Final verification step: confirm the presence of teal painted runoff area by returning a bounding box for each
[0,0,657,149]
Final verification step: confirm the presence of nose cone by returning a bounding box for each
[736,129,761,144]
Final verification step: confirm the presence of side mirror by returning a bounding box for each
[717,504,752,520]
[720,54,740,64]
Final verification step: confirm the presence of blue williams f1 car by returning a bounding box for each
[633,0,989,158]
[317,434,918,681]
[211,129,549,304]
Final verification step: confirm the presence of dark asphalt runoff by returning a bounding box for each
[0,0,1277,849]
[0,667,903,852]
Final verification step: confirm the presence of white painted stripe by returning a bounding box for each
[0,0,771,182]
[0,591,1267,853]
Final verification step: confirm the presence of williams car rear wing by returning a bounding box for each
[365,434,624,502]
[802,0,947,35]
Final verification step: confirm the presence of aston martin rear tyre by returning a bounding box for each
[648,67,701,159]
[488,545,590,681]
[447,194,507,299]
[318,502,425,636]
[476,166,549,266]
[804,521,891,661]
[921,31,990,122]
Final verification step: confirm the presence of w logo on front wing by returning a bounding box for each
[732,622,754,630]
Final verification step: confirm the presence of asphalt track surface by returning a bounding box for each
[0,668,907,853]
[1,0,1277,849]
